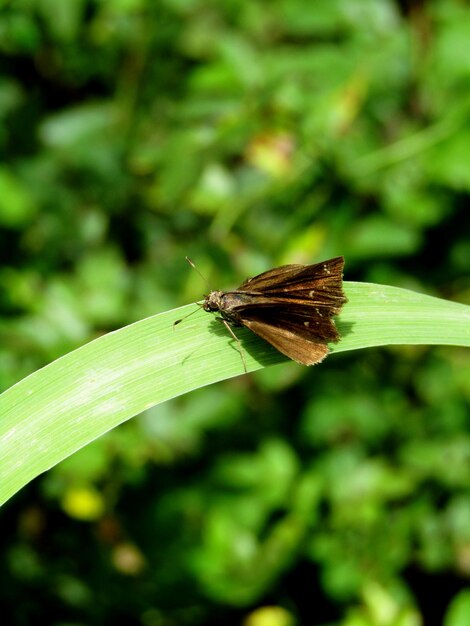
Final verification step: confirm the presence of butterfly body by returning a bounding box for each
[203,256,347,366]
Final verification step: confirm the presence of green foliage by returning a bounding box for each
[1,1,470,625]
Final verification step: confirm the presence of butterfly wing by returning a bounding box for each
[211,256,347,366]
[237,264,306,290]
[242,314,330,365]
[236,256,346,312]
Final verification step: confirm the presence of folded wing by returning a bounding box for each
[242,316,330,365]
[236,256,346,311]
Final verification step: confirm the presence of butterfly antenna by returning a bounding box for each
[174,257,209,329]
[186,256,211,290]
[173,304,203,328]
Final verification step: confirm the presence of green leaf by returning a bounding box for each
[444,590,470,626]
[1,282,469,506]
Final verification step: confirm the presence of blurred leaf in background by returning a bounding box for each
[1,0,470,625]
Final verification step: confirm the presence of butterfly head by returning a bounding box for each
[203,291,224,313]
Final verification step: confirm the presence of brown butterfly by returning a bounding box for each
[200,256,347,369]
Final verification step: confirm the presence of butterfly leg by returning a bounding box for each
[216,317,247,373]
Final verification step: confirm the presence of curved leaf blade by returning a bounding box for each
[0,282,469,505]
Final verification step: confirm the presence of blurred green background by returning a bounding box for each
[1,0,470,624]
